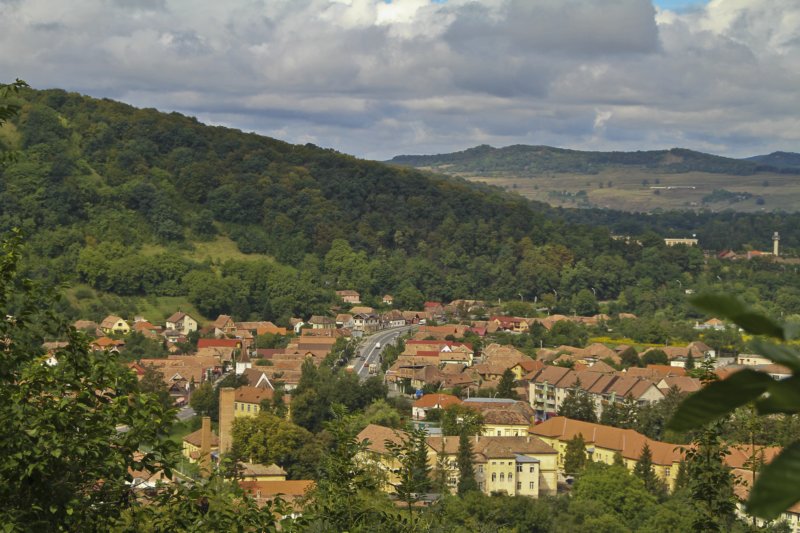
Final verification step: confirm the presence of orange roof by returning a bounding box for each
[235,386,274,404]
[530,417,686,465]
[413,393,462,409]
[357,424,408,454]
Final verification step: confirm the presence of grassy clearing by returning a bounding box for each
[140,235,272,264]
[64,284,207,322]
[462,168,800,213]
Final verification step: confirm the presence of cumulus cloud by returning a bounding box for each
[0,0,797,159]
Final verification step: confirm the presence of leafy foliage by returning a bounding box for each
[669,294,800,519]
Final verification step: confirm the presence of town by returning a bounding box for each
[47,287,799,531]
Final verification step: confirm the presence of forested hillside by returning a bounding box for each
[0,88,796,324]
[389,144,797,176]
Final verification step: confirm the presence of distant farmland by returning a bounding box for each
[447,169,800,213]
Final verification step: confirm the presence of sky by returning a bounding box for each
[1,0,798,161]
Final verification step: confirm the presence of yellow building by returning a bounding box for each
[356,424,415,491]
[357,425,558,498]
[100,315,130,335]
[530,416,684,489]
[219,386,275,453]
[181,418,219,465]
[427,435,558,497]
[238,462,287,482]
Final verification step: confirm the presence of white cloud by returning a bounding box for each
[0,0,797,159]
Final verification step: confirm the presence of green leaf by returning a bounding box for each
[749,339,800,373]
[667,369,773,431]
[747,441,800,519]
[691,294,747,317]
[756,377,800,415]
[690,294,785,339]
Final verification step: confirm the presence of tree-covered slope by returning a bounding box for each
[389,144,795,176]
[1,88,656,321]
[746,151,800,171]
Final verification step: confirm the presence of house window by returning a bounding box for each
[492,473,496,482]
[478,465,483,473]
[517,482,521,491]
[508,472,513,481]
[516,465,523,473]
[529,466,535,473]
[529,482,535,490]
[497,430,501,436]
[247,404,250,412]
[499,473,504,482]
[665,467,671,477]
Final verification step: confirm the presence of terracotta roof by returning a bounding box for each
[658,376,702,393]
[626,365,686,379]
[413,393,462,409]
[212,314,234,329]
[166,311,187,323]
[100,315,125,329]
[531,417,685,465]
[240,462,287,477]
[198,338,241,348]
[357,424,408,454]
[427,434,557,457]
[183,428,219,447]
[235,386,275,404]
[239,480,314,506]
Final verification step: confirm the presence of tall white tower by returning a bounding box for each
[773,231,780,256]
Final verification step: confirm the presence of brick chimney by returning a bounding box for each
[200,415,212,477]
[219,387,236,453]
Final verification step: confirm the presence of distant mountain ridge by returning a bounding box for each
[389,144,800,176]
[745,151,800,170]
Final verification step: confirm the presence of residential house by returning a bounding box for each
[308,315,336,330]
[382,310,406,328]
[240,367,275,389]
[165,311,199,335]
[489,316,530,333]
[336,289,361,304]
[91,336,126,352]
[239,480,315,509]
[353,312,381,334]
[335,313,355,329]
[100,315,130,335]
[737,353,772,366]
[239,462,287,482]
[462,398,536,437]
[424,301,445,319]
[412,393,462,420]
[382,294,394,305]
[694,318,726,331]
[182,426,219,463]
[212,315,237,337]
[197,338,241,361]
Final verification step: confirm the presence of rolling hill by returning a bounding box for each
[388,145,800,213]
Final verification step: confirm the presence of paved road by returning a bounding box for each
[355,326,414,379]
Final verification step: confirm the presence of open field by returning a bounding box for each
[447,168,800,212]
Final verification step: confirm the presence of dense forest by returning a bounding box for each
[1,88,798,324]
[389,144,800,176]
